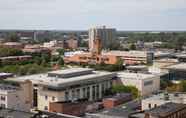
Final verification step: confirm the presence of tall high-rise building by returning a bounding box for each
[89,26,116,51]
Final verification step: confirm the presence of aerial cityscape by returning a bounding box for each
[0,0,186,118]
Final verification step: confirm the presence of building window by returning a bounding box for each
[52,96,55,101]
[0,96,6,101]
[65,91,69,101]
[154,104,157,108]
[144,80,153,86]
[45,95,48,100]
[72,90,75,98]
[92,86,95,100]
[76,89,80,99]
[83,88,86,98]
[148,104,151,109]
[0,104,5,108]
[44,106,48,111]
[87,87,90,99]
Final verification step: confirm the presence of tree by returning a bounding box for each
[0,47,23,57]
[58,57,64,66]
[115,58,124,70]
[57,48,65,55]
[7,33,20,42]
[112,85,139,99]
[129,43,136,50]
[179,80,186,92]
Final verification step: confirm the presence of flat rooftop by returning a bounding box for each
[143,93,186,103]
[0,108,78,118]
[163,63,186,70]
[102,50,171,57]
[130,102,186,118]
[8,68,116,88]
[0,84,18,91]
[90,100,141,118]
[117,72,158,80]
[146,102,186,117]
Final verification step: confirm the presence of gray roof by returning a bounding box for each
[0,108,80,118]
[87,100,141,118]
[146,102,186,117]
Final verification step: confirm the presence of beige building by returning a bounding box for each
[9,68,116,111]
[142,93,186,111]
[0,80,33,112]
[115,72,160,96]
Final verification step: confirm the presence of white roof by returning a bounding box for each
[117,72,158,80]
[143,93,186,102]
[165,63,186,70]
[102,50,170,57]
[8,68,116,88]
[48,68,93,75]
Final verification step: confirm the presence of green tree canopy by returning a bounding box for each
[112,85,139,99]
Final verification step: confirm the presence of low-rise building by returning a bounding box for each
[49,99,91,116]
[0,80,33,112]
[142,92,186,111]
[0,108,79,118]
[0,55,32,64]
[8,68,116,112]
[103,93,132,109]
[86,99,141,118]
[43,40,64,48]
[2,42,24,49]
[115,72,160,96]
[131,103,186,118]
[23,44,50,54]
[145,103,186,118]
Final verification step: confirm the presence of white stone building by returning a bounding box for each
[116,72,160,96]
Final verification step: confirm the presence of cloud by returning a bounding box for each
[0,0,186,30]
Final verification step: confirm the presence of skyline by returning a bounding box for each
[0,0,186,30]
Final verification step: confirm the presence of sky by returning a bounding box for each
[0,0,186,31]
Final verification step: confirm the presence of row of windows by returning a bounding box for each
[44,96,55,101]
[79,57,109,61]
[64,82,112,101]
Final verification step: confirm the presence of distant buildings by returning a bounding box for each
[115,72,160,96]
[23,44,50,54]
[0,55,32,64]
[89,26,116,51]
[103,50,155,65]
[64,36,119,65]
[1,42,24,49]
[43,38,78,50]
[0,80,33,112]
[43,40,64,48]
[64,39,171,65]
[65,37,78,49]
